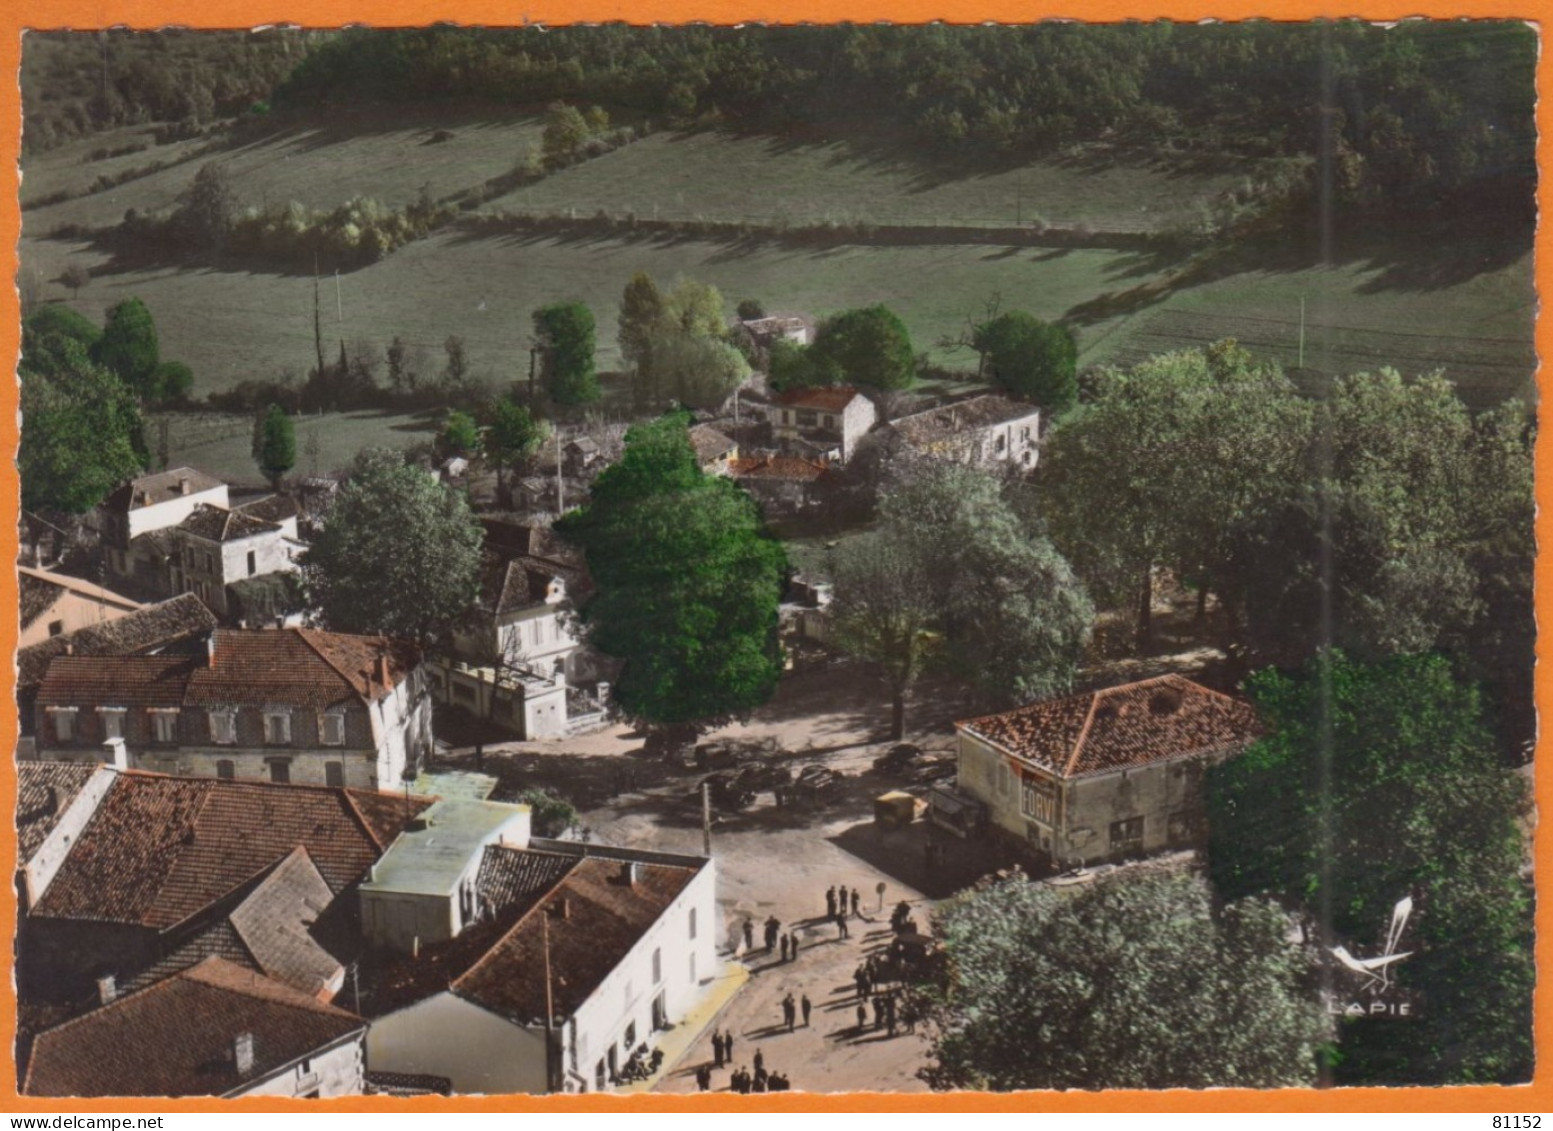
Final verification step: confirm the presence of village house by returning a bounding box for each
[728,455,831,514]
[16,766,432,1007]
[769,386,877,464]
[22,957,367,1099]
[952,675,1262,867]
[688,423,739,477]
[18,566,144,649]
[888,394,1042,470]
[15,593,219,757]
[732,313,815,352]
[167,503,303,619]
[102,467,230,597]
[434,520,604,739]
[29,627,434,790]
[365,832,717,1096]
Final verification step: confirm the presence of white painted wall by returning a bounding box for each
[22,765,116,908]
[366,994,550,1096]
[126,485,230,540]
[233,1032,365,1099]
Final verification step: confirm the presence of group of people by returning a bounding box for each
[779,990,813,1030]
[744,915,802,962]
[852,988,913,1037]
[697,1043,793,1093]
[825,884,863,920]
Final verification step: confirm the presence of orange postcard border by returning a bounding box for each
[1,2,1549,1114]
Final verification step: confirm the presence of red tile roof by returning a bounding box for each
[37,628,421,712]
[958,675,1262,779]
[175,504,282,544]
[773,385,864,412]
[17,762,102,862]
[23,957,364,1098]
[106,468,226,513]
[17,593,217,692]
[371,849,702,1026]
[30,773,432,930]
[729,456,829,482]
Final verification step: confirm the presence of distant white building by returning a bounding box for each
[888,394,1042,470]
[769,385,877,464]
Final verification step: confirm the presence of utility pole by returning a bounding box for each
[555,428,564,515]
[701,781,712,857]
[312,257,326,379]
[1298,296,1306,369]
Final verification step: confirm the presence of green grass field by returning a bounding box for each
[483,130,1256,234]
[22,111,546,234]
[154,408,440,484]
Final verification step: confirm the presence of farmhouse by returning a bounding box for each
[688,423,739,476]
[953,675,1261,867]
[769,386,877,464]
[18,566,144,649]
[888,394,1042,469]
[23,957,367,1099]
[169,503,303,619]
[30,627,434,790]
[728,455,830,513]
[365,836,716,1095]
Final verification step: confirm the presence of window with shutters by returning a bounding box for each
[320,712,345,746]
[264,710,292,745]
[97,708,127,740]
[47,707,78,742]
[210,710,237,745]
[216,759,235,780]
[150,709,179,744]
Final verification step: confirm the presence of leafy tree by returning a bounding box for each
[61,264,91,299]
[640,329,751,410]
[809,305,916,391]
[767,336,841,393]
[736,298,766,320]
[442,334,469,386]
[1206,651,1532,1085]
[541,101,590,166]
[1039,343,1310,649]
[920,872,1328,1090]
[253,404,296,490]
[514,787,581,837]
[25,303,100,350]
[483,397,546,495]
[831,462,1091,737]
[180,161,237,252]
[150,360,193,404]
[556,415,787,732]
[534,302,599,405]
[301,448,484,642]
[617,271,665,376]
[973,311,1078,413]
[439,409,479,457]
[19,335,147,514]
[93,297,160,398]
[663,278,726,339]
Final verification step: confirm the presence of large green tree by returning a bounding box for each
[19,333,147,514]
[617,271,665,377]
[301,448,485,641]
[556,415,787,732]
[533,301,598,405]
[253,404,296,490]
[919,871,1328,1090]
[1039,342,1311,649]
[1206,651,1532,1085]
[640,328,751,410]
[973,310,1078,414]
[808,304,916,391]
[92,297,160,399]
[483,397,547,497]
[830,462,1092,738]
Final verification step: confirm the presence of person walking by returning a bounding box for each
[712,1032,724,1068]
[851,888,861,918]
[825,886,837,919]
[724,1031,735,1065]
[779,934,790,963]
[873,996,885,1028]
[787,931,799,961]
[742,918,755,952]
[754,1048,764,1077]
[801,994,813,1028]
[885,993,897,1037]
[856,1002,868,1032]
[782,993,796,1031]
[765,915,781,952]
[696,1064,710,1092]
[836,910,849,940]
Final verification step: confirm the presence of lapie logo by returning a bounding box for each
[1328,896,1419,1019]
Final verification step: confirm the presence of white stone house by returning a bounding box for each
[889,394,1042,470]
[30,627,433,790]
[954,675,1261,867]
[365,837,717,1095]
[169,504,303,619]
[102,467,230,599]
[770,386,877,464]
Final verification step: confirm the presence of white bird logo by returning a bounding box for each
[1331,896,1413,992]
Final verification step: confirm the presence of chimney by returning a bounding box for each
[233,1032,255,1076]
[412,936,421,959]
[102,737,128,770]
[63,642,73,657]
[376,654,391,689]
[178,476,190,496]
[95,974,117,1006]
[619,860,639,888]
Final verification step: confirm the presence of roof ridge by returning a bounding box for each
[294,627,378,703]
[452,860,581,995]
[339,789,389,853]
[180,955,360,1017]
[1063,689,1103,778]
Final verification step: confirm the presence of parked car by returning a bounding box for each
[872,744,924,774]
[685,770,755,810]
